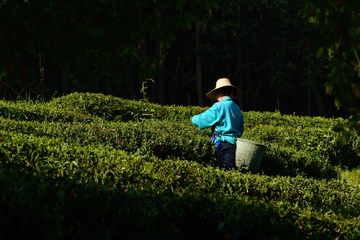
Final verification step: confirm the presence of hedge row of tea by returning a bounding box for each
[1,164,359,239]
[0,115,345,180]
[1,130,359,209]
[1,92,360,239]
[1,93,358,179]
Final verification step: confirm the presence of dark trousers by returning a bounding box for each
[214,141,236,171]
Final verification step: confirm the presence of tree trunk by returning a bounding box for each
[62,62,71,94]
[236,4,243,109]
[120,58,137,99]
[137,2,146,63]
[151,43,159,103]
[39,52,45,97]
[308,80,311,116]
[153,0,166,104]
[222,14,231,78]
[275,88,280,111]
[311,80,327,116]
[157,42,166,104]
[85,35,91,92]
[244,39,256,110]
[308,64,327,116]
[137,1,148,99]
[196,20,204,107]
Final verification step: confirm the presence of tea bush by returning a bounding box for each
[244,110,343,129]
[0,117,212,163]
[0,167,311,239]
[1,150,359,239]
[0,115,347,180]
[1,92,360,239]
[49,92,205,122]
[0,99,95,123]
[1,131,359,215]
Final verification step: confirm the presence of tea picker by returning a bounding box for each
[191,78,266,173]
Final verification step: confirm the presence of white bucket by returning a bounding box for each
[235,138,267,173]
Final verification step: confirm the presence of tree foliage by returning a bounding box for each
[299,0,360,143]
[0,0,358,123]
[0,0,217,98]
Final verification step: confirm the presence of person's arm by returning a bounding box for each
[191,104,219,130]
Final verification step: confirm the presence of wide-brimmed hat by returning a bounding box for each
[206,78,241,100]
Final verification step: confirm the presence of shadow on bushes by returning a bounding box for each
[0,167,307,240]
[327,145,360,171]
[257,153,340,180]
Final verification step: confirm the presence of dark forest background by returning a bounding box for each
[1,0,360,119]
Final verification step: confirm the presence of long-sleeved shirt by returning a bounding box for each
[191,96,244,145]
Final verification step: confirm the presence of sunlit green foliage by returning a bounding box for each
[0,93,359,239]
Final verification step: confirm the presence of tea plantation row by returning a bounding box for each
[1,93,358,179]
[1,92,360,239]
[0,114,348,180]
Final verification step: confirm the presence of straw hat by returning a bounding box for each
[206,78,241,100]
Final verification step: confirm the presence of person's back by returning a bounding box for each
[213,97,244,140]
[191,78,244,170]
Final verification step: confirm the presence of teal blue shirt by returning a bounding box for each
[191,97,244,145]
